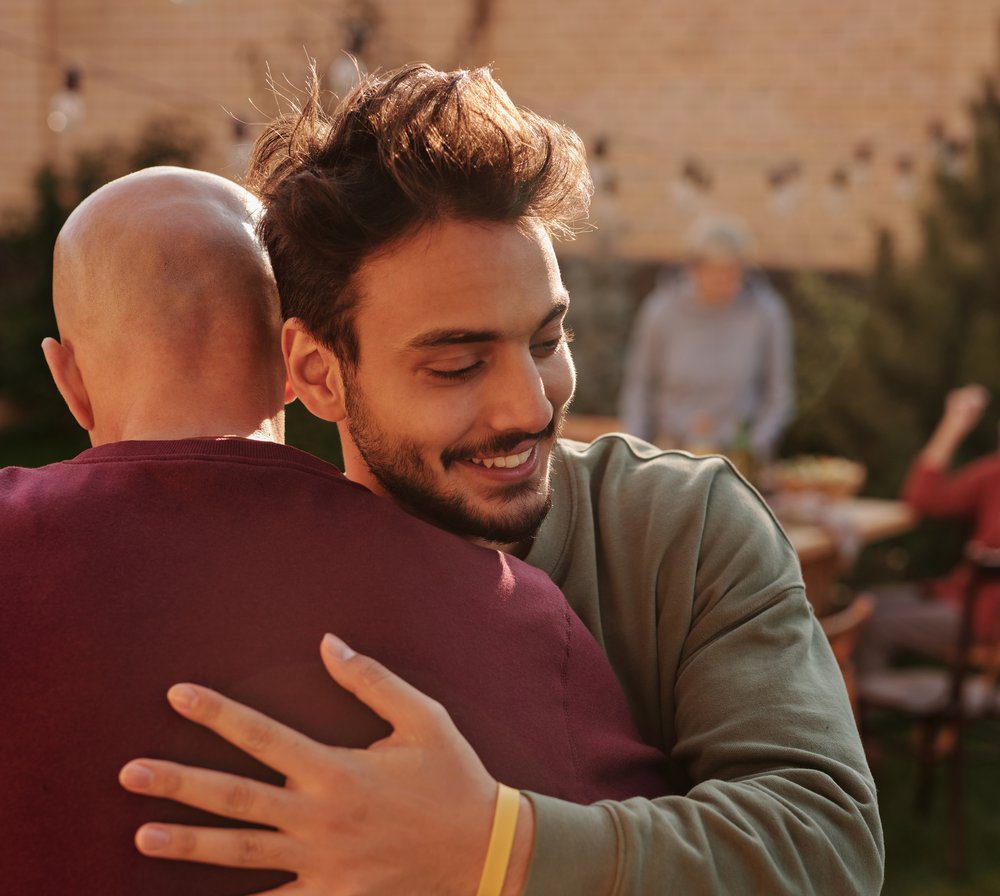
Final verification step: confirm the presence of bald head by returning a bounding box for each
[47,167,287,445]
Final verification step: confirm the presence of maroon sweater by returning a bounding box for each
[0,439,667,894]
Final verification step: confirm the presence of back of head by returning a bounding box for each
[246,63,592,364]
[686,214,752,263]
[52,166,285,443]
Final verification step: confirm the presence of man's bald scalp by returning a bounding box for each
[54,167,279,364]
[48,166,287,444]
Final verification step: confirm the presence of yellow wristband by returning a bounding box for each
[475,783,521,896]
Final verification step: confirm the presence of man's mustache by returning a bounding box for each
[440,416,558,468]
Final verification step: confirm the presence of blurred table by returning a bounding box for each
[560,415,917,615]
[561,414,623,444]
[781,499,917,615]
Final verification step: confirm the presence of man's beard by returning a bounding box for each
[343,371,562,545]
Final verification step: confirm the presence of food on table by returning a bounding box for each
[766,455,866,498]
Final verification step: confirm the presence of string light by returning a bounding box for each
[895,153,917,199]
[669,157,712,216]
[766,160,803,216]
[47,66,84,133]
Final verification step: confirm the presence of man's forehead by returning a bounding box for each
[352,219,566,347]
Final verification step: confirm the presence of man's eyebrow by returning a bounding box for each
[404,295,569,351]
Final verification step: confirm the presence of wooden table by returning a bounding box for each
[561,414,623,444]
[781,499,917,615]
[560,415,918,614]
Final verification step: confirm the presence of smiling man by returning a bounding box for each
[120,65,884,894]
[287,217,572,548]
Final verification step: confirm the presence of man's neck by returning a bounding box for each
[95,414,284,446]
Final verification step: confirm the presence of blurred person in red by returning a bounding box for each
[857,384,1000,678]
[619,215,794,462]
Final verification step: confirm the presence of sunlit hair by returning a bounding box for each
[245,62,592,365]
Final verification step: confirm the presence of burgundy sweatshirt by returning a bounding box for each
[0,439,667,894]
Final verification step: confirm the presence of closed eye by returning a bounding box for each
[425,360,485,381]
[532,327,574,357]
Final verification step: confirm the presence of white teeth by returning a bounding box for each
[468,447,533,469]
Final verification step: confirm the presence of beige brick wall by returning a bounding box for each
[2,0,999,269]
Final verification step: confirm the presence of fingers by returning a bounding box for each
[164,684,329,779]
[320,634,452,737]
[133,822,302,872]
[119,759,299,828]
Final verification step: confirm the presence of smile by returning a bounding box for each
[468,448,533,469]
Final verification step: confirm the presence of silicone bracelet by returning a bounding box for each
[475,782,521,896]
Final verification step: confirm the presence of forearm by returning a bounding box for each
[919,419,967,470]
[524,769,882,896]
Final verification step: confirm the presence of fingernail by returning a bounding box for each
[120,762,154,789]
[322,633,355,661]
[137,826,170,851]
[167,684,199,711]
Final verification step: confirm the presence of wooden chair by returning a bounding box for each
[857,544,1000,876]
[820,593,875,723]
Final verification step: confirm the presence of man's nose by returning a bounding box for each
[484,350,553,436]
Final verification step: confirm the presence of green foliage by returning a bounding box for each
[0,118,208,468]
[874,720,1000,895]
[781,76,1000,582]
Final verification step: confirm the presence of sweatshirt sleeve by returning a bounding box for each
[522,467,883,895]
[902,455,997,519]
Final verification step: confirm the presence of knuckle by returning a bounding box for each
[238,719,275,754]
[224,783,256,817]
[158,767,183,798]
[424,698,452,730]
[175,828,198,857]
[356,657,392,690]
[236,830,265,864]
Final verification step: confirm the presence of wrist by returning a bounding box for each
[921,424,965,468]
[499,795,535,896]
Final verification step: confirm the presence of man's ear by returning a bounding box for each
[282,319,347,423]
[41,337,95,432]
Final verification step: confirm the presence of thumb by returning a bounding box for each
[319,634,447,737]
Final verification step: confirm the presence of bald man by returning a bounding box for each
[42,166,287,445]
[0,167,668,894]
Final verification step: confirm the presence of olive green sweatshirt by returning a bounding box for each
[519,435,884,895]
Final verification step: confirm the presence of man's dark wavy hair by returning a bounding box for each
[245,62,592,365]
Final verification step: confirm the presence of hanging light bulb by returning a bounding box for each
[824,167,850,213]
[766,160,803,216]
[894,153,917,199]
[328,54,364,97]
[48,66,85,133]
[851,140,875,186]
[669,157,712,216]
[229,118,254,174]
[328,16,373,97]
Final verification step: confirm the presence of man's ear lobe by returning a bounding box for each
[282,319,347,423]
[41,337,95,432]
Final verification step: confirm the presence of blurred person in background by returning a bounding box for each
[619,215,794,465]
[857,384,1000,679]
